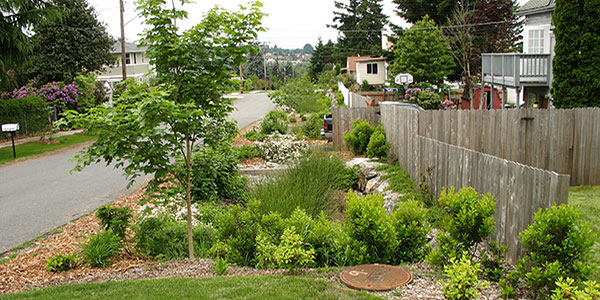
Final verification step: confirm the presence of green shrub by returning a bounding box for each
[233,145,261,161]
[377,164,415,195]
[428,187,496,267]
[344,192,395,265]
[366,123,390,159]
[73,74,107,112]
[0,96,49,137]
[551,277,600,300]
[46,253,78,273]
[343,119,375,155]
[304,212,348,267]
[252,151,356,218]
[299,111,325,140]
[81,230,122,268]
[95,205,132,239]
[190,144,248,203]
[215,201,263,266]
[506,205,596,299]
[260,110,288,135]
[256,227,315,269]
[288,117,297,123]
[135,214,217,260]
[301,116,307,122]
[441,255,488,300]
[213,257,229,275]
[244,130,267,141]
[480,241,508,282]
[334,91,345,106]
[391,199,431,263]
[268,77,328,113]
[195,202,226,226]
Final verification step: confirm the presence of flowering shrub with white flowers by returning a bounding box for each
[256,134,309,163]
[137,195,204,226]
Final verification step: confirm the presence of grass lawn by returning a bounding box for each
[569,185,600,282]
[0,133,96,165]
[0,275,381,300]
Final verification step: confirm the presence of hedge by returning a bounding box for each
[0,96,50,137]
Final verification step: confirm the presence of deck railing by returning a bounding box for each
[482,53,551,87]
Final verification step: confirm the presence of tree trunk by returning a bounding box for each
[185,133,194,259]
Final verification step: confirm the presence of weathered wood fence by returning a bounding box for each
[332,107,380,150]
[349,92,371,108]
[418,108,600,186]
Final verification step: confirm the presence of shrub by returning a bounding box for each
[95,205,132,239]
[404,88,441,110]
[506,205,596,299]
[344,192,395,265]
[391,199,431,263]
[304,212,348,267]
[288,117,297,123]
[233,145,261,162]
[135,213,217,260]
[190,144,248,203]
[480,241,508,282]
[244,130,267,142]
[366,123,390,159]
[428,187,496,267]
[252,151,356,218]
[260,110,288,135]
[256,227,315,269]
[268,77,328,113]
[301,116,307,122]
[344,119,375,155]
[300,112,325,140]
[215,201,263,266]
[551,277,600,300]
[0,96,49,137]
[213,257,229,275]
[81,230,122,268]
[46,253,78,273]
[73,74,108,112]
[441,255,488,300]
[255,134,308,164]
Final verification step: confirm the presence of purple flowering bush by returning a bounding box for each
[442,99,457,110]
[404,88,442,110]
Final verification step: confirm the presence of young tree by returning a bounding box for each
[552,0,600,107]
[64,0,265,259]
[330,0,388,58]
[389,16,454,87]
[445,4,475,106]
[26,0,114,83]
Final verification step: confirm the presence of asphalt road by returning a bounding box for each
[0,92,274,254]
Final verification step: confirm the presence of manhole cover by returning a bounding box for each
[340,264,412,291]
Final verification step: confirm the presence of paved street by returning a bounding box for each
[0,92,274,254]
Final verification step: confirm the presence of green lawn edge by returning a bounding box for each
[0,275,381,300]
[569,185,600,282]
[0,133,96,165]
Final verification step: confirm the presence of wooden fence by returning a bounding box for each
[418,108,600,186]
[349,92,371,108]
[379,104,570,264]
[332,107,380,150]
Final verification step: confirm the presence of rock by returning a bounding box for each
[346,158,383,170]
[365,178,380,193]
[365,172,378,180]
[375,181,390,194]
[383,193,402,213]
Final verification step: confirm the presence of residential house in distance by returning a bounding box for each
[481,0,555,108]
[97,40,153,88]
[343,56,388,86]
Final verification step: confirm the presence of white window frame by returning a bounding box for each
[527,29,545,54]
[366,63,378,75]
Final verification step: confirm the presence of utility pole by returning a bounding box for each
[263,43,268,90]
[119,0,127,80]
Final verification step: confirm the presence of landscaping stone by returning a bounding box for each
[347,158,404,212]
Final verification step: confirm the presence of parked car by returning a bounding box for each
[320,113,333,141]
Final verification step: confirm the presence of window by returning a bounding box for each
[125,53,131,65]
[366,63,378,74]
[528,29,545,54]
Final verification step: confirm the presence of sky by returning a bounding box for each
[88,0,529,50]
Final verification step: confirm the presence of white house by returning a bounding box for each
[355,57,387,86]
[481,0,555,108]
[97,41,154,88]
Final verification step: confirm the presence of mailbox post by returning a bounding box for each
[2,123,19,158]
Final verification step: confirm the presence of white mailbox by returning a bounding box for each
[2,123,19,132]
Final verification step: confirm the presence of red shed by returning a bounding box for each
[461,87,502,110]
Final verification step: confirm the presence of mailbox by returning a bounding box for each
[2,123,19,132]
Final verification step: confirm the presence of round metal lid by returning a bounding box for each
[340,264,413,291]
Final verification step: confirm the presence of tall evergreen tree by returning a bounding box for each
[308,39,337,80]
[552,0,600,107]
[26,0,114,83]
[330,0,388,59]
[393,0,457,25]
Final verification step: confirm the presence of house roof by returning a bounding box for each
[345,56,373,72]
[355,57,386,63]
[516,0,554,15]
[110,40,147,54]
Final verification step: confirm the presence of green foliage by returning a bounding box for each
[428,187,496,267]
[309,39,338,81]
[213,257,229,275]
[215,202,263,266]
[252,151,357,218]
[45,253,78,273]
[0,96,49,136]
[268,77,328,113]
[344,192,395,264]
[389,16,455,87]
[301,115,307,122]
[300,112,326,140]
[190,144,248,203]
[343,119,375,155]
[73,74,107,112]
[260,110,288,134]
[366,123,390,159]
[480,241,508,282]
[80,230,122,268]
[552,0,600,108]
[391,199,431,263]
[508,204,597,299]
[95,205,132,240]
[135,214,217,260]
[551,277,600,300]
[377,164,415,195]
[256,227,316,269]
[233,145,261,161]
[441,255,488,300]
[330,0,386,59]
[27,0,113,83]
[288,117,297,123]
[244,130,267,142]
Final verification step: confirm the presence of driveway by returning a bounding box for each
[0,92,274,254]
